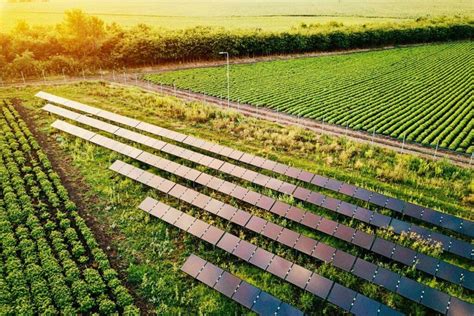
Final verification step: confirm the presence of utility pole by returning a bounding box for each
[219,51,230,108]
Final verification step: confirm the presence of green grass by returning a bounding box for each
[145,41,474,154]
[2,0,473,31]
[1,82,472,314]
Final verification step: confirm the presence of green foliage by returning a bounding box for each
[0,102,139,314]
[0,11,472,79]
[147,41,473,154]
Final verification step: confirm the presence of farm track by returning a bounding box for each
[1,42,472,168]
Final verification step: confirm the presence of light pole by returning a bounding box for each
[219,51,230,108]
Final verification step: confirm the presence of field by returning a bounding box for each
[2,0,473,31]
[1,82,473,315]
[0,101,138,314]
[145,41,474,154]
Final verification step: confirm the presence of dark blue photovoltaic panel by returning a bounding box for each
[352,258,377,281]
[369,192,388,207]
[233,240,257,261]
[333,225,355,242]
[294,236,318,255]
[338,201,357,217]
[277,302,304,316]
[332,250,356,272]
[373,267,400,292]
[396,276,423,303]
[327,283,357,311]
[436,261,463,285]
[420,286,450,314]
[352,230,374,250]
[421,209,443,225]
[385,198,405,213]
[311,175,328,187]
[300,212,322,229]
[371,238,395,258]
[391,245,417,266]
[350,294,381,316]
[277,229,300,247]
[267,256,293,279]
[441,214,463,232]
[312,243,336,263]
[389,218,411,234]
[252,291,281,315]
[353,188,372,201]
[249,248,274,270]
[414,253,439,275]
[403,203,424,219]
[338,183,357,196]
[370,212,391,228]
[352,207,372,223]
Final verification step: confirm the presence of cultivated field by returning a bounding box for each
[0,101,138,314]
[146,41,474,154]
[2,0,473,31]
[1,82,473,314]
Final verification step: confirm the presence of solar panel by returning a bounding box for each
[332,250,356,272]
[243,191,261,205]
[181,254,207,278]
[204,199,225,215]
[369,212,391,228]
[187,220,209,238]
[191,194,212,209]
[249,248,274,270]
[196,262,224,287]
[217,204,238,220]
[352,207,372,223]
[293,236,318,256]
[285,206,305,222]
[306,191,325,205]
[311,175,328,187]
[233,240,257,261]
[168,184,188,199]
[353,188,372,202]
[43,104,81,120]
[261,222,283,240]
[255,195,275,211]
[217,233,240,253]
[148,202,170,219]
[389,218,411,234]
[245,216,267,233]
[351,258,377,280]
[201,226,225,245]
[180,189,200,204]
[297,171,314,182]
[373,267,400,292]
[441,214,463,232]
[371,238,396,258]
[230,166,247,178]
[174,213,196,231]
[338,183,357,196]
[272,162,289,175]
[277,228,300,248]
[447,297,474,316]
[278,182,297,195]
[293,187,311,201]
[369,192,388,207]
[324,179,343,192]
[333,225,355,242]
[250,156,266,168]
[391,245,417,266]
[420,286,449,314]
[230,186,249,200]
[270,201,290,216]
[436,261,463,286]
[285,265,312,289]
[138,198,404,315]
[312,243,336,263]
[397,276,423,303]
[403,203,424,219]
[449,239,473,260]
[317,218,338,236]
[214,271,241,298]
[230,210,252,226]
[232,282,261,309]
[208,158,225,170]
[327,283,357,311]
[261,159,278,171]
[305,273,333,300]
[241,169,258,182]
[252,291,281,315]
[266,178,284,191]
[284,166,301,178]
[352,231,374,250]
[267,256,293,279]
[350,294,381,316]
[300,212,322,229]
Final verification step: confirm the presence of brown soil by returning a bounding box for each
[13,99,154,315]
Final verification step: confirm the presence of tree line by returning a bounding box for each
[0,10,472,80]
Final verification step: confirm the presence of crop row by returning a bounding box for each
[0,103,139,315]
[146,41,473,153]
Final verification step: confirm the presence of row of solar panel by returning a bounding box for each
[137,195,402,316]
[36,91,474,239]
[181,254,304,315]
[111,160,473,315]
[43,103,472,262]
[51,119,473,293]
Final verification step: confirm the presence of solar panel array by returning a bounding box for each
[36,91,474,240]
[138,196,402,316]
[112,160,472,315]
[42,103,473,261]
[40,92,474,315]
[49,118,473,293]
[181,254,304,315]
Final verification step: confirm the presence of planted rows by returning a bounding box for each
[146,41,474,154]
[0,102,139,315]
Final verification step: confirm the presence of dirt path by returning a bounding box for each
[126,79,473,169]
[1,42,472,168]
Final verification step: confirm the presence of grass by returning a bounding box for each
[2,0,473,31]
[1,81,472,314]
[145,41,474,154]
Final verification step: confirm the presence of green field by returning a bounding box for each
[1,82,473,314]
[2,0,473,31]
[146,41,474,154]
